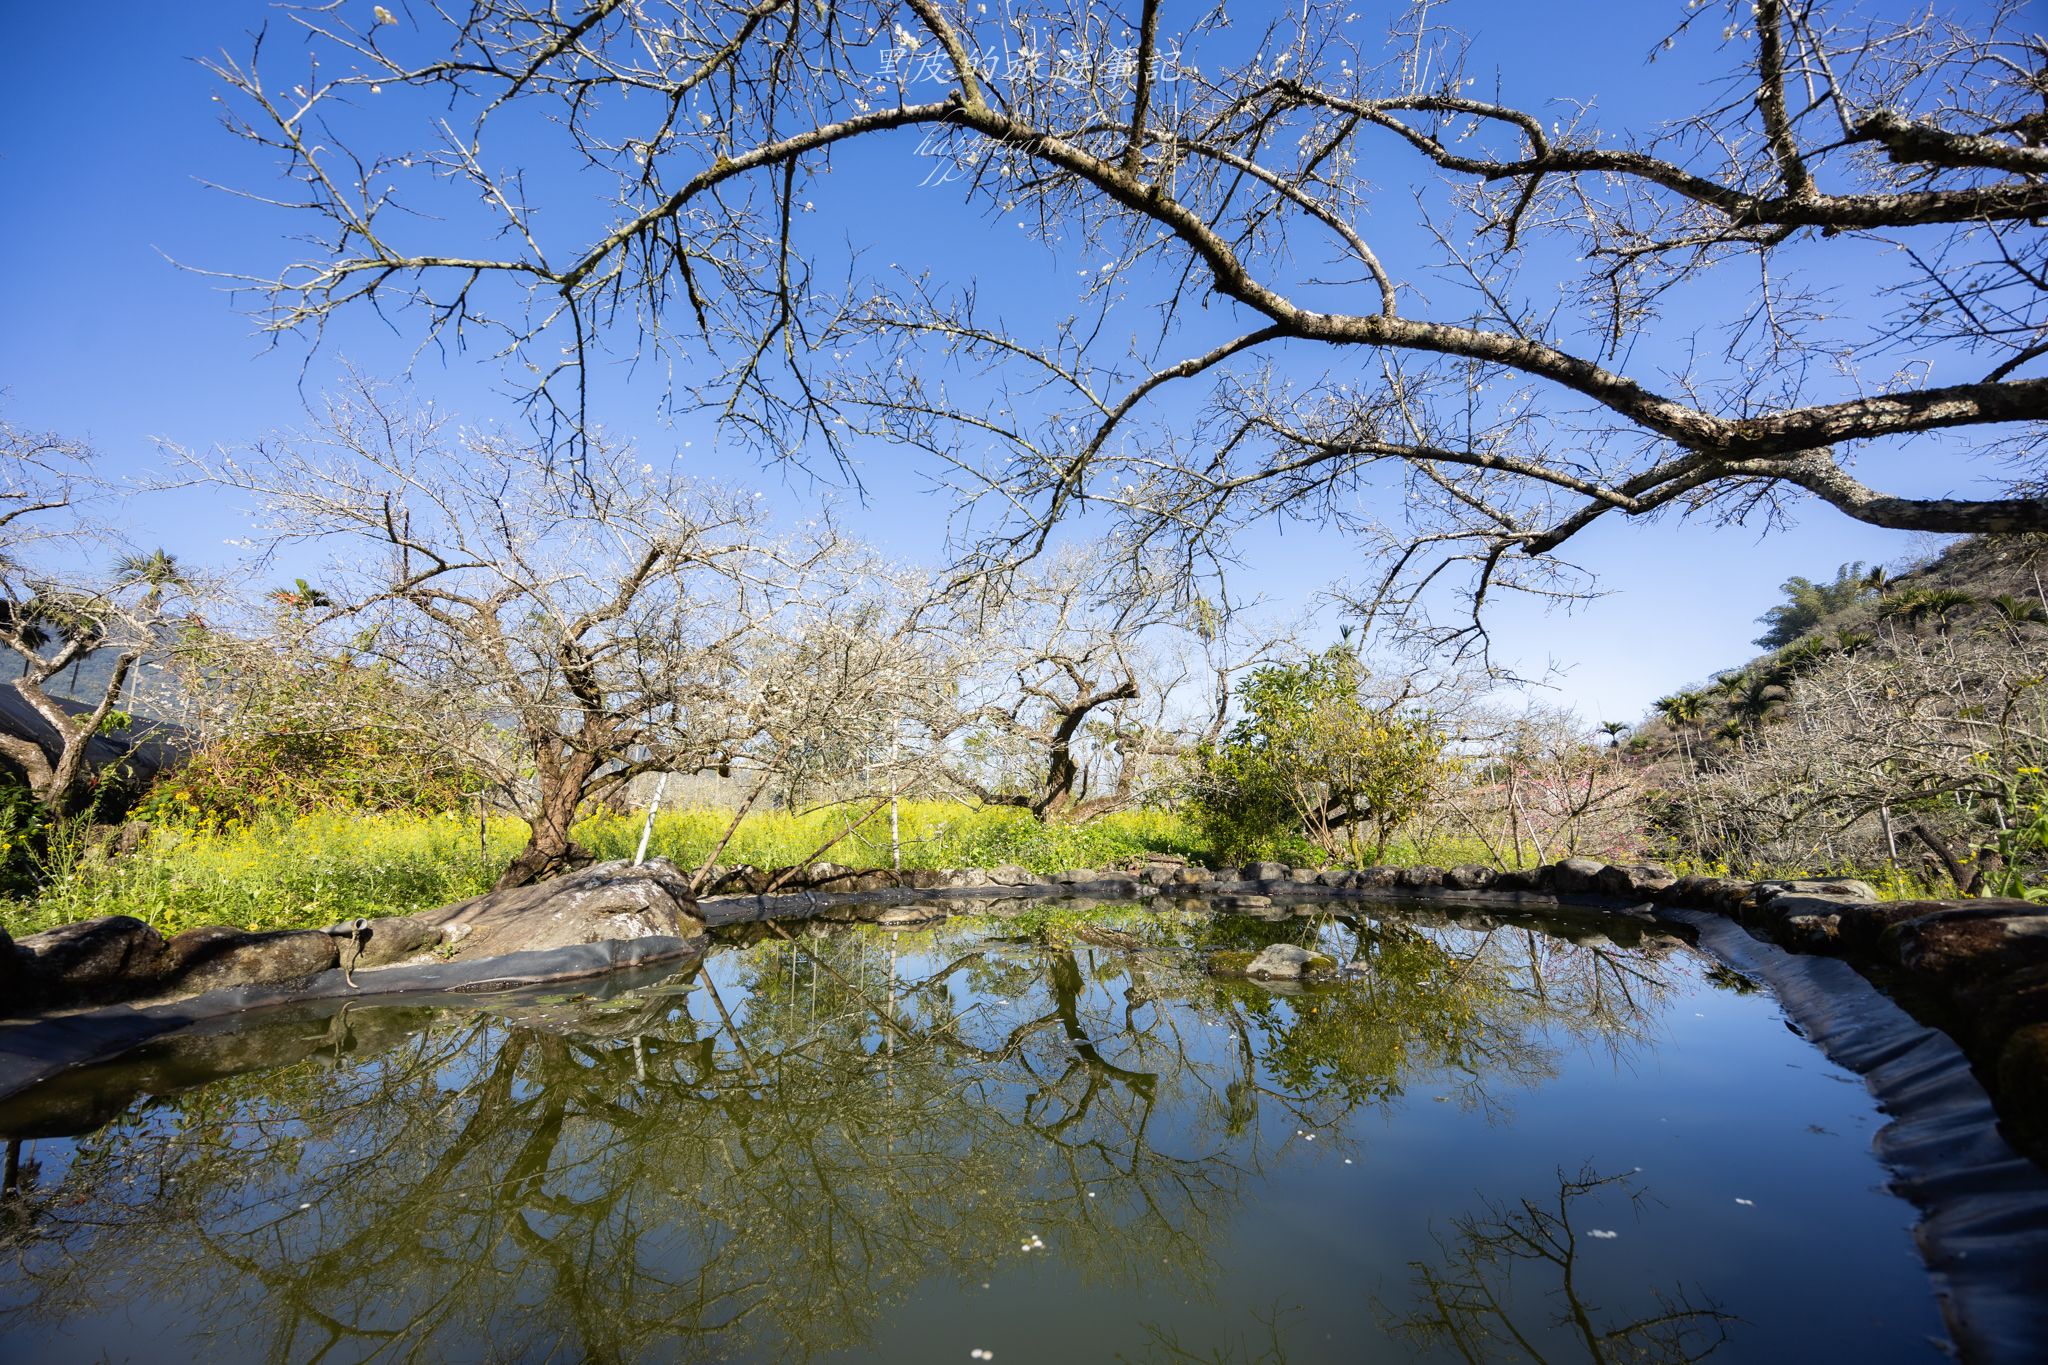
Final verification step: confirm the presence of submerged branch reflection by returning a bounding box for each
[1383,1166,1735,1364]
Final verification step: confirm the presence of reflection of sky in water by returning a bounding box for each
[0,908,1949,1363]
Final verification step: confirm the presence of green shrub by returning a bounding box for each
[1183,649,1454,863]
[136,730,485,830]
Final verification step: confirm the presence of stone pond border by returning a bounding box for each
[4,853,2048,1360]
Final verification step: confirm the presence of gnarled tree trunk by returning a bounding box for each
[493,745,602,891]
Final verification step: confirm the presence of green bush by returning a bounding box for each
[136,729,485,830]
[1183,648,1453,863]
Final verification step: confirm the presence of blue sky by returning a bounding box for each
[0,2,1992,726]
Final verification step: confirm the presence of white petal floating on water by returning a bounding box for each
[1735,1197,1755,1206]
[1588,1229,1619,1239]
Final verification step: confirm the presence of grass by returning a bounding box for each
[578,800,1212,876]
[0,802,1224,939]
[2,811,525,939]
[0,798,1772,940]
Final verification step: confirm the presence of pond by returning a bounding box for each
[0,903,1950,1363]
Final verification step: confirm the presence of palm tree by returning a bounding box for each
[270,578,334,611]
[1653,690,1710,769]
[114,548,185,610]
[1883,587,1976,636]
[1922,588,1976,634]
[1989,593,2045,643]
[1653,691,1706,726]
[1597,720,1631,748]
[1763,635,1835,687]
[1737,675,1789,725]
[104,549,189,706]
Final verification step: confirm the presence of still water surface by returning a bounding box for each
[0,904,1948,1362]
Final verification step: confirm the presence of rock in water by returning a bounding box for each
[160,927,340,995]
[325,915,444,968]
[13,916,168,1005]
[878,904,946,928]
[1593,862,1678,897]
[1550,857,1607,894]
[422,858,706,960]
[1215,943,1338,980]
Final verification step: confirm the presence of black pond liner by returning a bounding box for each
[1664,907,2048,1365]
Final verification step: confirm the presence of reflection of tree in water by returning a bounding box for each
[1199,910,1677,1126]
[1383,1167,1733,1364]
[0,909,1686,1363]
